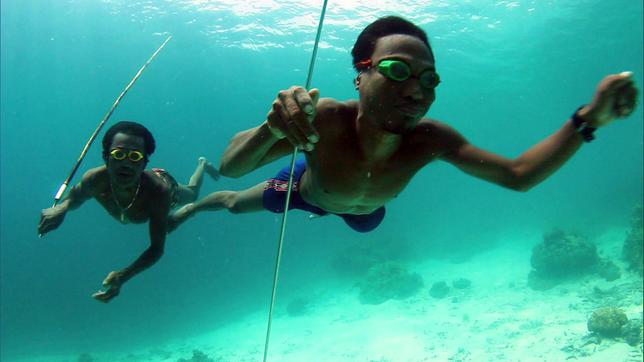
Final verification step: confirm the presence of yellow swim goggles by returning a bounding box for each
[110,148,145,162]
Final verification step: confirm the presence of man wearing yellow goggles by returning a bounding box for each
[38,121,221,303]
[108,148,146,162]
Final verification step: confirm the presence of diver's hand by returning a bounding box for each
[38,206,67,235]
[578,71,638,128]
[92,271,123,303]
[266,86,320,151]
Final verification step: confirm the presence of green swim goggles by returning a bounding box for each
[357,59,441,89]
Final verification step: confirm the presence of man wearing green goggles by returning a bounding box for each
[356,58,441,90]
[38,121,221,302]
[170,16,638,235]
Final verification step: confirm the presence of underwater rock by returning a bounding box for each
[358,261,424,305]
[452,278,472,289]
[596,259,621,281]
[587,307,628,338]
[622,319,643,346]
[622,205,643,276]
[286,296,312,317]
[531,229,599,278]
[177,349,214,362]
[528,229,603,290]
[429,281,450,298]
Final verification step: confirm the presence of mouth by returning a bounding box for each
[115,168,136,178]
[396,104,426,117]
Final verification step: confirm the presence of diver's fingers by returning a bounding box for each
[93,286,119,302]
[92,290,110,302]
[309,88,320,107]
[267,101,285,138]
[38,217,46,233]
[38,216,52,234]
[598,72,633,101]
[268,101,299,148]
[612,81,637,117]
[292,86,314,117]
[285,120,308,150]
[279,89,309,148]
[293,88,320,144]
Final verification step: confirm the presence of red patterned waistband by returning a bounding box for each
[265,179,299,192]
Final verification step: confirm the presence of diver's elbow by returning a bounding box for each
[505,173,537,192]
[510,182,534,192]
[219,161,244,179]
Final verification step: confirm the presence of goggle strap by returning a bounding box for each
[355,59,372,70]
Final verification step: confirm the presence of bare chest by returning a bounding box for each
[96,191,151,224]
[302,144,433,213]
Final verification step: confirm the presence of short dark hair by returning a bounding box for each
[102,121,156,161]
[351,16,432,72]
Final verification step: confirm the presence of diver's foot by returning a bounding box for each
[167,203,195,233]
[199,156,220,181]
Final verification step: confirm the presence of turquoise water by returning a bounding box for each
[1,0,642,361]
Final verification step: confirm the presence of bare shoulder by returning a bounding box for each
[143,170,170,194]
[142,170,173,205]
[82,166,107,180]
[316,98,356,115]
[412,118,468,155]
[315,98,357,130]
[416,118,460,134]
[80,166,108,192]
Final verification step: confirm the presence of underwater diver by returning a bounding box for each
[38,121,220,303]
[169,16,638,233]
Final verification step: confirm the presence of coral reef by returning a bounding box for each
[452,278,472,289]
[622,319,643,346]
[429,281,450,298]
[177,349,214,362]
[358,262,423,305]
[622,205,643,276]
[527,229,608,290]
[531,230,599,277]
[596,259,621,281]
[587,307,628,338]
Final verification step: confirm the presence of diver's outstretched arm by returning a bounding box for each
[38,167,102,235]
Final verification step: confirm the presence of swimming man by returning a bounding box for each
[38,121,220,302]
[169,16,638,233]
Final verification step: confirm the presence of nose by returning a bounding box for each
[401,78,424,101]
[111,158,137,169]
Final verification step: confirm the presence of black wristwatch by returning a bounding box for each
[571,105,596,142]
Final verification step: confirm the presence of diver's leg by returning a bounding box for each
[176,157,220,205]
[202,157,221,181]
[168,182,266,232]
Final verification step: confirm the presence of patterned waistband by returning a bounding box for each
[265,178,299,192]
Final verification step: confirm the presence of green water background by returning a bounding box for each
[1,0,642,360]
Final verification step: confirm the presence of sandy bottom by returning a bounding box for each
[14,228,643,362]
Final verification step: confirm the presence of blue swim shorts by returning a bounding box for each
[263,158,386,233]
